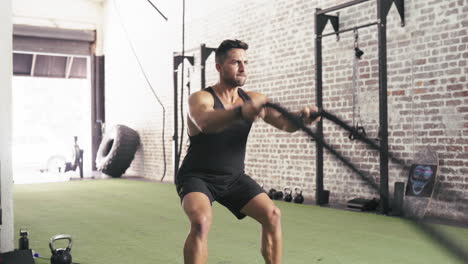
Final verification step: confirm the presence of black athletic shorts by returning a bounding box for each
[176,172,266,219]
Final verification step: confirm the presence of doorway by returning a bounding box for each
[12,25,97,184]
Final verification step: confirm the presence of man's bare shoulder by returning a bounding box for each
[189,89,214,104]
[245,90,267,101]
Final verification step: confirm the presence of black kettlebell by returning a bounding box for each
[283,187,292,202]
[293,187,304,204]
[18,228,29,250]
[50,234,73,264]
[273,190,284,200]
[268,188,277,199]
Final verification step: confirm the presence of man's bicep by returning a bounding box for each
[188,92,214,124]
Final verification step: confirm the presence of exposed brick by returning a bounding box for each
[446,160,464,167]
[447,84,463,91]
[414,58,426,65]
[457,106,468,113]
[414,88,427,94]
[391,90,405,96]
[446,100,462,106]
[103,0,468,223]
[430,130,443,136]
[447,146,463,152]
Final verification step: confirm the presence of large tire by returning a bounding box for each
[96,124,140,178]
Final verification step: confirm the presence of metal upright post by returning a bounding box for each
[173,54,194,178]
[377,0,390,214]
[173,53,179,178]
[200,44,216,90]
[315,9,325,205]
[201,44,207,89]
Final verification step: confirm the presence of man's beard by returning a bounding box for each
[223,75,247,87]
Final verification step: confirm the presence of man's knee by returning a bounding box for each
[190,214,212,238]
[264,206,281,228]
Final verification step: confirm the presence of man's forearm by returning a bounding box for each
[265,110,301,133]
[194,108,242,133]
[279,112,301,133]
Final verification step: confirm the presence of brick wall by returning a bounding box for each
[104,0,467,222]
[182,0,467,222]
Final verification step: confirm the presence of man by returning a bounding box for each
[176,39,319,264]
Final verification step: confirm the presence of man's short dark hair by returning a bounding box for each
[215,39,248,64]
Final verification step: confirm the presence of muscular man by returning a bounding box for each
[176,39,319,264]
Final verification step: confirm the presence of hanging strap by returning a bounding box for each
[351,28,360,127]
[349,28,366,140]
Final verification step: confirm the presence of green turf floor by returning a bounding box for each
[13,179,468,264]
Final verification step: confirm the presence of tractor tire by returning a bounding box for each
[96,124,140,178]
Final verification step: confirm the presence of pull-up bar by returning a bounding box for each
[316,0,405,40]
[320,21,378,38]
[316,0,370,15]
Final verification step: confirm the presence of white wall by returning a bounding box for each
[13,0,105,54]
[101,0,254,181]
[13,0,102,29]
[0,0,14,252]
[102,0,181,180]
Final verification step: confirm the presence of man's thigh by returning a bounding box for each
[217,174,266,219]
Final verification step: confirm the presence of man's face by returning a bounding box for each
[217,48,248,87]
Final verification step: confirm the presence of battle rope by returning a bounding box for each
[264,102,468,262]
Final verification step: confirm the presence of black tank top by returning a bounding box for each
[177,87,252,183]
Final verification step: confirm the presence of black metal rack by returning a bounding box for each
[172,44,216,178]
[172,53,194,179]
[200,44,217,90]
[314,0,404,214]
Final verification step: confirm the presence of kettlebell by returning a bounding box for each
[50,234,73,264]
[268,188,284,200]
[268,188,277,199]
[283,187,292,202]
[19,227,29,250]
[273,190,284,200]
[293,187,304,204]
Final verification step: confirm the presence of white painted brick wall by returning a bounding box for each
[103,0,467,222]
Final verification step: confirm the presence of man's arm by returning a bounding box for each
[247,91,320,133]
[188,90,266,134]
[188,91,240,134]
